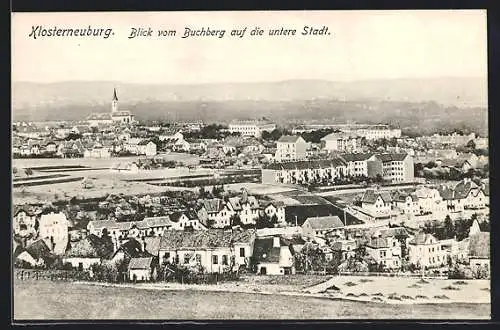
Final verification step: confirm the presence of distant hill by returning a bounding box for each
[11,78,488,135]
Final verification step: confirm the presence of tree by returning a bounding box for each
[229,214,242,228]
[466,139,476,150]
[444,215,454,239]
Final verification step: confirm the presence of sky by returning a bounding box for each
[12,10,487,84]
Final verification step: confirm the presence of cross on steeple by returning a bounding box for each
[113,88,118,101]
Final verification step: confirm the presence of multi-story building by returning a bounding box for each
[320,132,359,152]
[372,153,414,183]
[158,229,256,273]
[408,232,451,269]
[413,186,447,215]
[340,153,374,177]
[228,120,276,138]
[274,135,308,162]
[344,125,401,141]
[261,158,348,185]
[39,212,70,255]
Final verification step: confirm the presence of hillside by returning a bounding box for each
[11,78,488,135]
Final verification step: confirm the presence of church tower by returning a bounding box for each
[111,88,119,113]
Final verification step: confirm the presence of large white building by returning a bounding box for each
[39,212,70,255]
[373,153,415,183]
[345,125,401,140]
[321,132,359,152]
[275,135,309,162]
[228,120,276,138]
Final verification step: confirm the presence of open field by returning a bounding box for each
[12,152,201,169]
[307,275,490,305]
[12,177,168,204]
[13,280,490,320]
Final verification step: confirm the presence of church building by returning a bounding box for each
[86,88,135,126]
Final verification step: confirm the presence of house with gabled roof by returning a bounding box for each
[197,198,235,228]
[468,231,490,277]
[169,212,207,231]
[158,229,255,273]
[391,191,420,215]
[129,257,157,282]
[408,232,450,269]
[438,178,486,212]
[302,216,345,239]
[253,236,295,275]
[226,190,260,225]
[63,234,114,270]
[137,140,157,156]
[262,201,286,224]
[361,189,392,218]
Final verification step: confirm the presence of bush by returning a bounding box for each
[453,280,468,285]
[416,295,428,299]
[442,285,460,291]
[371,296,383,302]
[344,281,357,287]
[434,295,450,300]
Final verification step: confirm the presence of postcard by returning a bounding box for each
[11,10,490,320]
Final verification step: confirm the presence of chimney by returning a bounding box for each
[273,236,280,248]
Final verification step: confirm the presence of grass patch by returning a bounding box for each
[434,295,450,300]
[344,281,357,287]
[408,284,421,289]
[416,295,428,299]
[442,285,460,291]
[416,279,430,284]
[453,281,468,285]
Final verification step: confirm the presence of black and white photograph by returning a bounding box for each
[11,10,490,320]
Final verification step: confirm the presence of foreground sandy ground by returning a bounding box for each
[75,275,490,305]
[14,279,490,320]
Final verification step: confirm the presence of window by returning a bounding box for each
[212,255,218,264]
[240,248,245,257]
[184,254,191,264]
[393,241,396,247]
[164,252,170,260]
[222,255,228,265]
[380,250,386,258]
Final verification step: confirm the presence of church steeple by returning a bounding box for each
[111,88,119,113]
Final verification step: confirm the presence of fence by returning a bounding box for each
[338,271,448,279]
[15,269,91,282]
[165,271,240,285]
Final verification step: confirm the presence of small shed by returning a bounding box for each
[128,257,156,282]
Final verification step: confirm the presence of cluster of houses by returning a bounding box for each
[13,204,490,280]
[357,178,488,219]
